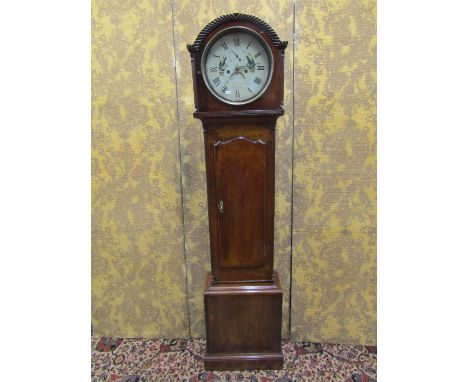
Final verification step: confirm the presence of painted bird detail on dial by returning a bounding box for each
[202,28,272,105]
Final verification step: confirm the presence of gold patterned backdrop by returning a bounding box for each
[92,0,376,344]
[291,0,377,344]
[91,0,188,338]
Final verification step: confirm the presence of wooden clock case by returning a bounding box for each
[187,13,288,371]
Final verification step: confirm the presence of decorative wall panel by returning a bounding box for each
[291,0,377,344]
[172,0,294,338]
[92,0,189,337]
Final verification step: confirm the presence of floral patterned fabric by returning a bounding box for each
[291,0,377,344]
[91,337,377,381]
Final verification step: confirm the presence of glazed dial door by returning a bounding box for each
[202,28,273,105]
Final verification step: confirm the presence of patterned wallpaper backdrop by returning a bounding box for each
[91,0,188,338]
[92,0,376,344]
[291,0,377,344]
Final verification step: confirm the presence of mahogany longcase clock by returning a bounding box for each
[187,13,288,370]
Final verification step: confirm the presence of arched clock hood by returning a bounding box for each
[187,13,288,115]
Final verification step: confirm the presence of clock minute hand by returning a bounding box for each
[223,71,234,88]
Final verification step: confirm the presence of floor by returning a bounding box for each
[91,337,376,382]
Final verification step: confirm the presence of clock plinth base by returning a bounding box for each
[204,353,283,371]
[203,271,283,371]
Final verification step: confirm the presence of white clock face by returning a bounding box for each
[201,27,273,105]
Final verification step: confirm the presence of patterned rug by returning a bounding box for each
[91,337,377,382]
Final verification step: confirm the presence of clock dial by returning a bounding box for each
[202,27,273,105]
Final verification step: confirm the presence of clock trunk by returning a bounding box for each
[205,123,275,283]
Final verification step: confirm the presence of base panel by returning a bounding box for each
[204,271,283,370]
[204,353,283,371]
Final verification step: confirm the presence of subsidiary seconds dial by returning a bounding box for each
[201,27,273,105]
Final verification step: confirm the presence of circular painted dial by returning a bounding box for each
[202,27,273,105]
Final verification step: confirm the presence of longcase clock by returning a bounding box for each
[187,13,288,371]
